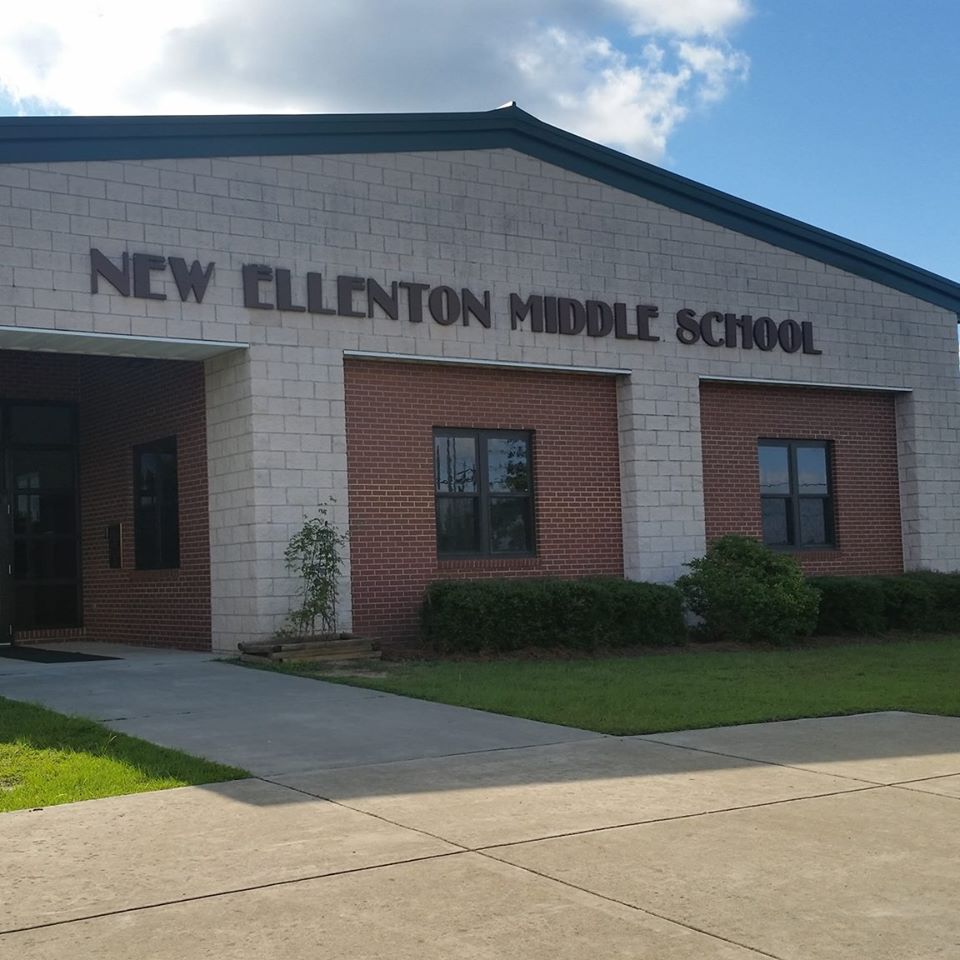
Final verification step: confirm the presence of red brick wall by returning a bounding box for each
[0,350,80,403]
[344,359,624,646]
[79,357,211,650]
[0,350,211,650]
[699,380,903,575]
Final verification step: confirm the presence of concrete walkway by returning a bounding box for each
[0,645,598,774]
[2,646,959,958]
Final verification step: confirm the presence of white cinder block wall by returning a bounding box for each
[1,147,957,651]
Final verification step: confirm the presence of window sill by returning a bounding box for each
[436,555,542,571]
[767,545,839,554]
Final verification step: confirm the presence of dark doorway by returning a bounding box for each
[0,403,81,643]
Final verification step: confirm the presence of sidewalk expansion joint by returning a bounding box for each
[265,773,883,857]
[259,733,609,777]
[0,849,467,937]
[636,735,891,786]
[473,783,885,852]
[478,850,789,960]
[259,776,474,851]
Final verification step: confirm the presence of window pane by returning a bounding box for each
[758,445,790,495]
[490,497,532,553]
[434,435,477,493]
[14,493,76,536]
[799,498,828,546]
[14,585,78,629]
[487,437,530,493]
[13,540,77,580]
[137,502,159,567]
[761,498,791,546]
[12,540,27,579]
[9,405,74,445]
[12,450,74,490]
[135,441,180,569]
[160,498,180,567]
[796,446,829,496]
[436,497,480,553]
[137,450,177,501]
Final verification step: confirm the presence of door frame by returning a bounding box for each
[0,400,83,641]
[0,489,12,644]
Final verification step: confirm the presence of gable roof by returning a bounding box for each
[2,104,958,315]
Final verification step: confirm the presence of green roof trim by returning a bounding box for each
[2,104,958,314]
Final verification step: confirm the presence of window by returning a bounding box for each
[134,437,180,569]
[434,430,534,556]
[758,440,834,548]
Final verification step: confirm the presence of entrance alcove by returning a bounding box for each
[0,329,240,650]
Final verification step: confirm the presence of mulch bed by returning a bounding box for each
[382,631,957,664]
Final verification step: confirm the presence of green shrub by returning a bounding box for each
[808,576,886,635]
[809,571,960,635]
[877,576,937,630]
[676,535,820,646]
[420,576,685,654]
[901,572,960,630]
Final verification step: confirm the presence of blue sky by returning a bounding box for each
[1,1,956,280]
[667,1,960,280]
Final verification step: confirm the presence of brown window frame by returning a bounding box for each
[133,436,181,570]
[758,439,835,550]
[433,428,536,558]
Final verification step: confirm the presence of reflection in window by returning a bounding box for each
[487,437,531,493]
[489,497,532,553]
[758,445,790,495]
[436,497,480,554]
[758,440,834,549]
[434,435,477,493]
[434,430,534,556]
[796,446,829,495]
[761,497,790,546]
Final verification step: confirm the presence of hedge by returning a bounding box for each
[809,572,960,635]
[420,577,686,654]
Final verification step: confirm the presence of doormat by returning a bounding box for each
[0,646,119,663]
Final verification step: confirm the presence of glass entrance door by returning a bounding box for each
[0,486,11,644]
[0,404,80,640]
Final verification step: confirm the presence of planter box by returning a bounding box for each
[238,635,381,663]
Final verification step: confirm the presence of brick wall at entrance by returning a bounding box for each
[0,351,80,404]
[80,357,211,650]
[0,350,211,650]
[699,380,903,575]
[344,359,624,647]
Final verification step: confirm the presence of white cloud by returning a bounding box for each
[0,0,751,161]
[613,0,750,36]
[678,41,750,104]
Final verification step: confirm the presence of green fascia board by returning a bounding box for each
[2,104,958,315]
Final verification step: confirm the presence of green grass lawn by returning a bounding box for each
[0,697,247,813]
[254,636,960,735]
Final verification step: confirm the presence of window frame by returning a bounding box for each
[433,428,536,559]
[758,438,835,550]
[133,436,181,570]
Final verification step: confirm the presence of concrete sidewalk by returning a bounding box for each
[2,646,959,959]
[0,644,599,775]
